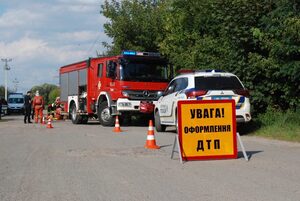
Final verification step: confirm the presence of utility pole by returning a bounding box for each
[1,58,12,100]
[12,78,19,92]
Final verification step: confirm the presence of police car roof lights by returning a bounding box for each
[199,69,225,73]
[122,50,160,57]
[178,69,226,74]
[177,69,195,74]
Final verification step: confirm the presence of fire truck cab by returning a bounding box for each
[59,51,172,126]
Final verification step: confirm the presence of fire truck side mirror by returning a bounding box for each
[107,61,117,78]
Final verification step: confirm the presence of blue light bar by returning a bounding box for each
[122,51,136,55]
[122,50,160,57]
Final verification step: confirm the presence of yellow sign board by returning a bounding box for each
[178,100,237,160]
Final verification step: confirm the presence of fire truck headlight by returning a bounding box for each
[118,102,132,108]
[122,90,129,97]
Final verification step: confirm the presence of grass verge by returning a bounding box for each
[240,109,300,142]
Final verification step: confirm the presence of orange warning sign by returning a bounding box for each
[178,100,237,160]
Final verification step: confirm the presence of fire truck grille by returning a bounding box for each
[126,90,159,101]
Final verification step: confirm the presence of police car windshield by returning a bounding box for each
[120,59,169,82]
[195,76,244,90]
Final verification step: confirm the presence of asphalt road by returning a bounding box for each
[0,115,299,201]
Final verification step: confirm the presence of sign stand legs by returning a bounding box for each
[171,133,248,163]
[171,135,183,164]
[237,132,249,161]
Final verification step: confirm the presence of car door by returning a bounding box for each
[158,77,188,122]
[158,79,177,119]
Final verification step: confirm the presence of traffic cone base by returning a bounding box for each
[113,116,122,132]
[46,118,53,129]
[42,116,46,124]
[145,120,160,149]
[144,142,160,149]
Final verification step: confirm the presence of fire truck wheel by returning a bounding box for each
[155,110,166,132]
[81,115,88,124]
[70,103,82,124]
[175,112,178,133]
[120,112,132,126]
[98,101,114,126]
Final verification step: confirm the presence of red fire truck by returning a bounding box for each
[59,50,172,126]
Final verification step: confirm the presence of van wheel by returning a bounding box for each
[98,101,114,126]
[155,110,166,132]
[70,103,82,124]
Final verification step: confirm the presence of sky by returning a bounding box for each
[0,0,111,93]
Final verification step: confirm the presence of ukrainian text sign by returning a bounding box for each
[178,100,237,160]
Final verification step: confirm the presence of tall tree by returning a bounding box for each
[159,0,299,113]
[100,0,299,113]
[101,0,168,55]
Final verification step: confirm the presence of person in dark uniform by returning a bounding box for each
[24,91,32,124]
[31,98,35,120]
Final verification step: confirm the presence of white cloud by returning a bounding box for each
[58,31,99,42]
[0,36,88,91]
[0,37,89,64]
[0,0,111,93]
[0,9,43,28]
[60,0,100,2]
[53,0,104,13]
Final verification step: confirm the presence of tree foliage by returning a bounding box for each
[101,0,167,55]
[100,0,300,114]
[48,87,60,104]
[0,85,13,99]
[31,83,59,105]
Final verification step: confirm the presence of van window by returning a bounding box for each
[195,76,244,90]
[8,98,24,104]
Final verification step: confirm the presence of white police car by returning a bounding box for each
[154,70,251,132]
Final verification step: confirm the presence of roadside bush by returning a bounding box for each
[253,108,300,142]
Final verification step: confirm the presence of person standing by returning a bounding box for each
[32,90,45,123]
[24,91,32,124]
[31,95,35,120]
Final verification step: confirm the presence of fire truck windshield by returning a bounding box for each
[120,59,169,82]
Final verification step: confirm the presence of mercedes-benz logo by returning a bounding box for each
[143,90,150,97]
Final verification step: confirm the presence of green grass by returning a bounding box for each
[242,109,300,142]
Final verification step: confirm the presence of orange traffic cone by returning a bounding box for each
[46,117,53,129]
[113,116,122,132]
[145,120,160,149]
[42,116,46,124]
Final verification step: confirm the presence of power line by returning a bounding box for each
[85,33,102,58]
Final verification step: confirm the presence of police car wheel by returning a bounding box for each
[155,110,166,132]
